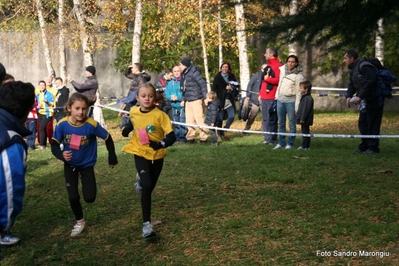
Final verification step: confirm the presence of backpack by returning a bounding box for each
[238,97,251,121]
[359,58,396,106]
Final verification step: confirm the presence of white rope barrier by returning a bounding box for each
[95,104,399,139]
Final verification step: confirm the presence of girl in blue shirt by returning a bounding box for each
[51,93,118,237]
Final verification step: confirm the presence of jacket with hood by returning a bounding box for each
[275,64,304,112]
[0,108,30,232]
[180,65,208,102]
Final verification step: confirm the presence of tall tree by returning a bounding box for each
[36,0,56,78]
[199,0,211,91]
[72,0,105,126]
[217,0,223,66]
[234,0,250,95]
[58,0,67,81]
[288,0,297,55]
[260,0,399,52]
[375,18,384,65]
[132,0,143,63]
[73,0,93,65]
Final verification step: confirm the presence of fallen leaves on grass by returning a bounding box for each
[292,156,309,160]
[377,169,393,174]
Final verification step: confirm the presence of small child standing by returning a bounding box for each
[204,91,221,146]
[121,83,176,238]
[296,80,314,150]
[51,93,118,237]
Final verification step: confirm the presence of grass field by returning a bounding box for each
[2,110,399,265]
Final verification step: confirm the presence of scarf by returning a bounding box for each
[221,73,229,83]
[285,64,303,76]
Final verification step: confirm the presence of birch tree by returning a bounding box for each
[375,18,384,65]
[73,0,93,65]
[199,0,211,91]
[288,0,298,55]
[58,0,67,81]
[234,0,250,96]
[72,0,105,127]
[218,0,223,66]
[132,0,143,63]
[36,0,56,78]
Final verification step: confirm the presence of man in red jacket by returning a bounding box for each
[259,47,282,145]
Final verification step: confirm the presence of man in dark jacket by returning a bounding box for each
[244,64,267,130]
[344,48,382,154]
[68,65,98,117]
[54,77,70,122]
[179,58,208,143]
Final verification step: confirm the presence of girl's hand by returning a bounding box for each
[63,150,72,161]
[226,85,232,90]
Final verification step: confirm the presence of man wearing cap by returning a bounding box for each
[179,58,208,143]
[68,66,98,117]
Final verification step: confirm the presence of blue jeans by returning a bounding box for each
[277,100,296,147]
[216,105,235,137]
[26,119,37,148]
[172,108,187,142]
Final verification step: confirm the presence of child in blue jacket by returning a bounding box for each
[0,78,35,248]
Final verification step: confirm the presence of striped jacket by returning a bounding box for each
[0,108,30,232]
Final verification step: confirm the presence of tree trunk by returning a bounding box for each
[234,0,250,96]
[58,0,67,82]
[288,0,298,55]
[73,0,93,65]
[132,0,143,63]
[36,0,56,78]
[199,0,211,91]
[375,18,384,65]
[73,0,105,127]
[218,0,223,67]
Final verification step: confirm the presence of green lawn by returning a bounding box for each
[2,110,399,265]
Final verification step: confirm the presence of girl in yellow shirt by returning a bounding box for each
[121,83,176,238]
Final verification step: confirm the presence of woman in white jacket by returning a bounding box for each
[273,55,304,149]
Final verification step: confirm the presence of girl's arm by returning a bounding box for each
[149,131,176,150]
[121,119,134,137]
[51,140,65,161]
[105,134,118,166]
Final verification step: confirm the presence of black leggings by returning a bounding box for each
[134,155,164,223]
[64,164,96,220]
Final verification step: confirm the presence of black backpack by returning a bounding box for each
[359,58,396,106]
